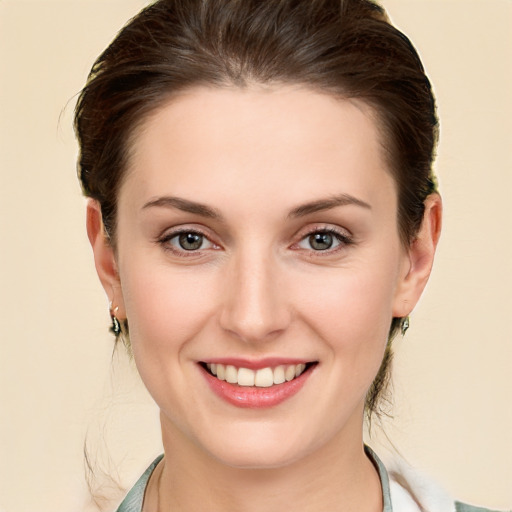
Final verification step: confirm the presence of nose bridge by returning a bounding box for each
[220,241,290,343]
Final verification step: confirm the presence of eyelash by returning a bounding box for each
[157,226,354,257]
[158,228,218,257]
[294,227,354,255]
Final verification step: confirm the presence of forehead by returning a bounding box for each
[123,85,396,214]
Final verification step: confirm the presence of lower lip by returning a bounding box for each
[201,366,314,409]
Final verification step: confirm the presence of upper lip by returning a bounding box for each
[200,357,316,370]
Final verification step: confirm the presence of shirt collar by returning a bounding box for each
[117,447,393,512]
[365,444,394,512]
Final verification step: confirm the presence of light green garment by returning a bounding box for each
[115,454,163,512]
[114,447,504,512]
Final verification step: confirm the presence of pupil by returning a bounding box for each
[179,233,203,250]
[310,232,333,250]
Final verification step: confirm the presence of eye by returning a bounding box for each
[160,230,217,253]
[296,228,352,252]
[304,232,337,251]
[175,232,207,251]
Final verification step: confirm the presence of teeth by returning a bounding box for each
[225,365,238,384]
[216,364,226,381]
[285,365,296,381]
[206,363,309,387]
[273,365,285,384]
[295,363,306,377]
[254,367,273,387]
[237,367,255,386]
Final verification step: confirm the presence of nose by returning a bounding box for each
[219,247,291,344]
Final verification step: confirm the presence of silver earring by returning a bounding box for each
[109,301,121,336]
[401,316,410,336]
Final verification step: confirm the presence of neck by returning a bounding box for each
[145,415,383,512]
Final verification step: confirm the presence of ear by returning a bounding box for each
[392,194,442,317]
[86,199,125,318]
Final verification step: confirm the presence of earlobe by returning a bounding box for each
[86,199,125,316]
[392,194,442,318]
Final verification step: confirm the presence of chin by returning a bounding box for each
[212,443,305,470]
[195,422,322,470]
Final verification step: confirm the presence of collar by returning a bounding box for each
[117,446,427,512]
[365,444,394,512]
[116,454,163,512]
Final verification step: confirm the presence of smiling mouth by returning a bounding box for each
[200,362,317,388]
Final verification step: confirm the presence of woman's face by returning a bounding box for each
[102,86,424,468]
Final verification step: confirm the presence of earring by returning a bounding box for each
[401,316,410,336]
[109,301,121,336]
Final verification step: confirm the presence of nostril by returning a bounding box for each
[219,302,292,343]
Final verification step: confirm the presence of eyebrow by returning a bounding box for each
[288,193,371,218]
[142,196,223,220]
[142,192,371,220]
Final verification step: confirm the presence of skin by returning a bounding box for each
[87,86,441,511]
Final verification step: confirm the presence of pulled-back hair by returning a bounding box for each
[75,0,438,419]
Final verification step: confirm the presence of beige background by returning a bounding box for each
[0,1,511,511]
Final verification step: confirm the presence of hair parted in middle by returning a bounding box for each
[75,0,439,420]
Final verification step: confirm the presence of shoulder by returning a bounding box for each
[380,450,509,512]
[455,502,511,512]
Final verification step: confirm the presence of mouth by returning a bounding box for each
[198,360,317,408]
[200,361,316,388]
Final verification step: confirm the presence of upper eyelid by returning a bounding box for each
[156,224,352,248]
[294,224,352,240]
[159,224,212,240]
[292,226,354,251]
[157,226,217,250]
[157,228,219,257]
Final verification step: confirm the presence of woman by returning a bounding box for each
[75,0,501,511]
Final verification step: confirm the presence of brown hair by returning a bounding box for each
[75,0,438,418]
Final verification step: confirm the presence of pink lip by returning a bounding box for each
[200,363,315,409]
[203,357,310,370]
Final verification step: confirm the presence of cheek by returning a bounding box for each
[293,257,399,364]
[119,261,218,359]
[117,262,223,429]
[302,267,396,328]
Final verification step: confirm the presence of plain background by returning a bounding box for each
[0,0,511,511]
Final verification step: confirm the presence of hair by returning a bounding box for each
[75,0,438,420]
